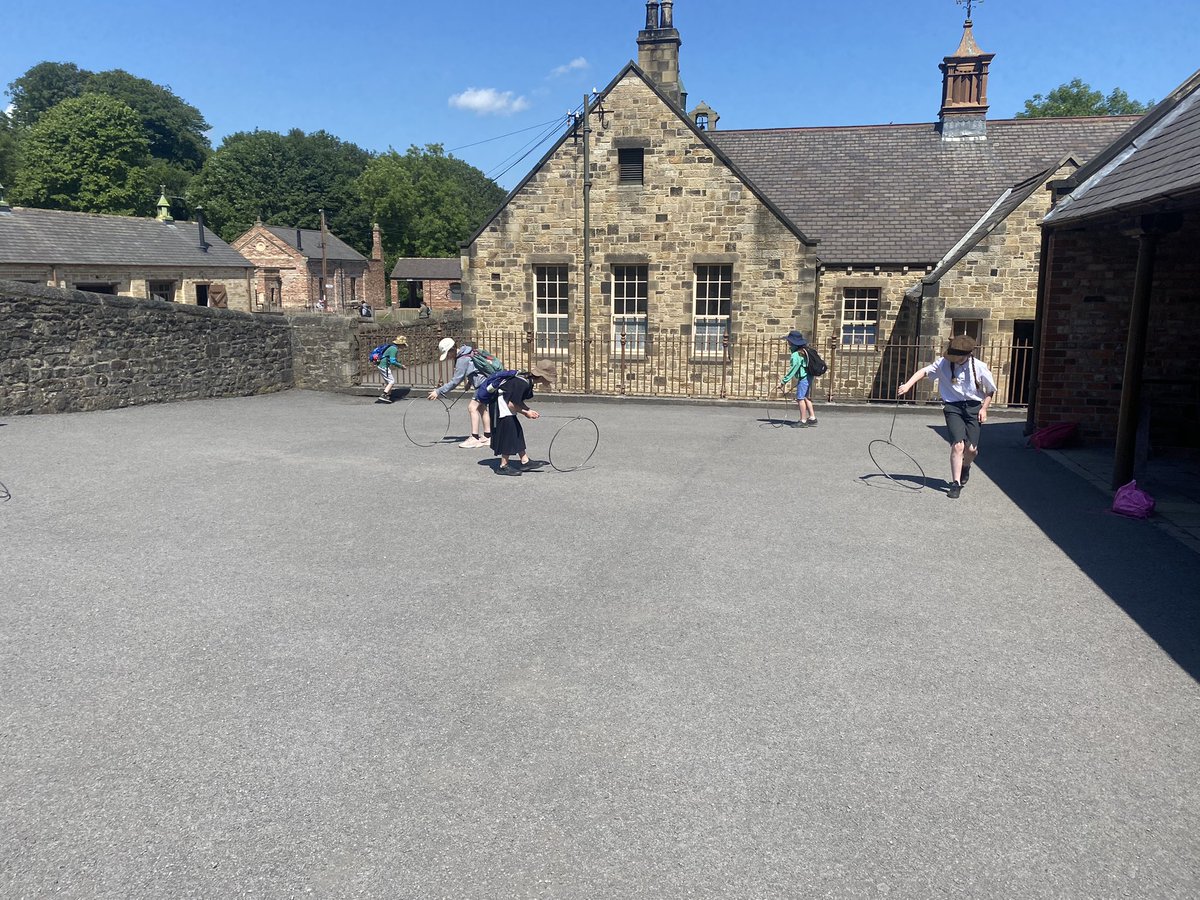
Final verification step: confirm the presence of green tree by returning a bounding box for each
[0,109,18,188]
[85,69,211,172]
[11,93,152,214]
[7,62,89,128]
[189,128,372,247]
[1016,78,1152,118]
[356,144,507,258]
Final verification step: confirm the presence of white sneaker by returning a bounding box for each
[458,436,483,448]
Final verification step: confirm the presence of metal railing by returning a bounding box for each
[356,328,1035,407]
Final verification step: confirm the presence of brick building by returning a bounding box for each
[1032,67,1200,485]
[459,3,1137,401]
[0,190,253,309]
[389,258,462,312]
[232,221,387,313]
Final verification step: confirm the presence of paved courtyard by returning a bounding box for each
[1,390,1198,899]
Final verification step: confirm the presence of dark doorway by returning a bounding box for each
[76,283,116,295]
[195,284,209,307]
[1008,319,1035,405]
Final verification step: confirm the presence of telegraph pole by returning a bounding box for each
[319,208,329,310]
[582,93,593,392]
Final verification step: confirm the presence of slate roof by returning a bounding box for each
[908,157,1071,297]
[0,207,252,267]
[708,117,1138,264]
[1044,68,1200,226]
[390,258,462,280]
[263,226,365,262]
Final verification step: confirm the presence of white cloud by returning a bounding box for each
[551,57,589,78]
[448,87,530,116]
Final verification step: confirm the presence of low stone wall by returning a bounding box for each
[0,280,292,415]
[290,314,359,392]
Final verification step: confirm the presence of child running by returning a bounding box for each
[375,335,407,403]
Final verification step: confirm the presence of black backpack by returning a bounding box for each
[804,346,827,378]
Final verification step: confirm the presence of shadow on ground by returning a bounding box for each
[972,422,1200,682]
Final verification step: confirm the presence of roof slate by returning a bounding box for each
[709,117,1137,263]
[390,258,462,280]
[263,226,365,262]
[1045,69,1200,225]
[0,207,252,267]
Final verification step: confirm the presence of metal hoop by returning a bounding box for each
[402,397,452,447]
[867,400,926,490]
[547,416,600,472]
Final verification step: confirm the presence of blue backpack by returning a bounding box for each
[369,343,391,364]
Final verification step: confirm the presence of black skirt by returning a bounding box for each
[489,410,526,456]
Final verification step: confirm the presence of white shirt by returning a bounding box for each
[922,356,997,403]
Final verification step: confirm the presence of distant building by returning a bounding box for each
[232,221,387,312]
[389,258,462,312]
[0,190,253,308]
[460,3,1138,401]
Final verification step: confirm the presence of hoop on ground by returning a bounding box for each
[546,416,600,472]
[764,390,798,428]
[867,401,927,491]
[0,481,9,502]
[403,397,452,447]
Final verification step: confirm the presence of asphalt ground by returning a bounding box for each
[1,391,1198,899]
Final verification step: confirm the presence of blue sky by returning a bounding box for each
[5,0,1198,190]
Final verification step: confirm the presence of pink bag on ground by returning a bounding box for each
[1112,480,1155,519]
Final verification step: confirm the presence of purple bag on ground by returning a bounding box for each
[1112,480,1155,519]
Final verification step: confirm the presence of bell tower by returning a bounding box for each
[938,13,994,141]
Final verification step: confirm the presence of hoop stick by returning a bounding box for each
[867,401,926,490]
[402,397,452,447]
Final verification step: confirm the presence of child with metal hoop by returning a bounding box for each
[897,334,997,499]
[779,330,818,427]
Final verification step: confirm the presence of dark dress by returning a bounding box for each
[488,374,534,456]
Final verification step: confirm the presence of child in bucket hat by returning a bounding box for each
[484,360,558,475]
[897,333,997,498]
[779,331,818,426]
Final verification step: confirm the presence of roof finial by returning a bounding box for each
[955,0,982,22]
[155,185,173,223]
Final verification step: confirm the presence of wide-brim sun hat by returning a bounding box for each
[947,335,977,355]
[393,334,408,346]
[784,330,807,347]
[437,337,456,361]
[530,359,558,383]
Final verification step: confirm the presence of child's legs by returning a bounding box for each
[795,378,812,418]
[468,399,483,435]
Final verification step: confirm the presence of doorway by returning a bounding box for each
[195,284,209,307]
[1008,319,1035,405]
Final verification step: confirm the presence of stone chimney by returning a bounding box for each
[371,222,383,261]
[638,0,683,107]
[938,17,994,141]
[365,222,387,309]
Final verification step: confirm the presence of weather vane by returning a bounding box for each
[955,0,982,18]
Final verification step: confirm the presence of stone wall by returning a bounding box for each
[1037,213,1200,444]
[0,280,292,415]
[290,314,360,392]
[465,72,817,394]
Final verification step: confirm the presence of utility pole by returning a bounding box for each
[319,208,329,310]
[582,93,593,392]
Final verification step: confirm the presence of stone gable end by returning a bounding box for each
[465,71,817,344]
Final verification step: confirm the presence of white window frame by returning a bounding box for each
[535,265,570,356]
[693,264,732,357]
[951,318,983,343]
[611,265,648,356]
[841,287,880,346]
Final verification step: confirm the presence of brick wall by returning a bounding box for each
[0,280,292,414]
[464,72,818,394]
[1037,212,1200,442]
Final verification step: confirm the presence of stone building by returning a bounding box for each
[232,221,387,313]
[0,190,254,309]
[1031,67,1200,484]
[459,3,1138,401]
[389,258,463,312]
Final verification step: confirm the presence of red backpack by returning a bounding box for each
[1027,422,1077,450]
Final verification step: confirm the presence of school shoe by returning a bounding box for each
[497,465,521,476]
[947,481,962,499]
[458,436,484,448]
[377,395,393,403]
[807,418,818,426]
